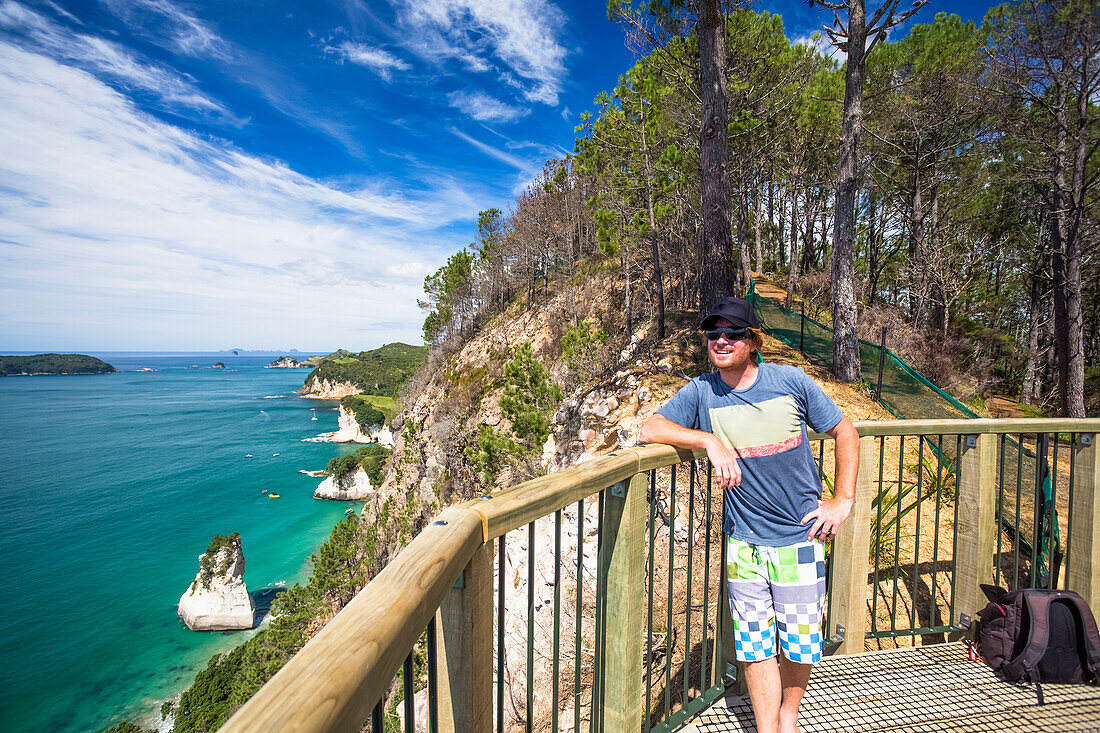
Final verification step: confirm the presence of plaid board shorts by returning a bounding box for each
[726,536,827,664]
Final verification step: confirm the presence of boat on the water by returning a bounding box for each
[268,493,280,499]
[245,454,253,458]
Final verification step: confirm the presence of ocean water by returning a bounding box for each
[0,353,364,732]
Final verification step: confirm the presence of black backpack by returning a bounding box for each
[974,585,1100,704]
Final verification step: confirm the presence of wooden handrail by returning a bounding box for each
[217,418,1099,733]
[220,507,484,733]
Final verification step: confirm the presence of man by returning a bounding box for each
[639,297,859,733]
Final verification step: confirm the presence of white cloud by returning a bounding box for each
[100,0,226,60]
[448,127,533,172]
[394,0,567,106]
[446,89,528,122]
[0,43,471,350]
[334,41,410,80]
[0,1,241,123]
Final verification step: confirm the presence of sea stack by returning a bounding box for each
[177,533,254,631]
[314,468,375,501]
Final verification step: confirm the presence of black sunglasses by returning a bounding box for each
[705,326,751,341]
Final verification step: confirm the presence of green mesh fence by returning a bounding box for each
[746,289,977,420]
[747,283,1060,591]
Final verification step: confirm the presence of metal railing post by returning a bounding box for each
[436,541,494,732]
[876,327,887,402]
[950,433,996,640]
[1068,434,1100,610]
[829,434,877,655]
[592,472,646,733]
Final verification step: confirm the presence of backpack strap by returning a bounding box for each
[1003,590,1052,681]
[1062,591,1100,681]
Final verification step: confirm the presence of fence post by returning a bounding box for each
[592,471,646,733]
[799,302,805,354]
[829,434,877,655]
[437,541,494,732]
[951,433,997,639]
[1068,435,1100,611]
[876,327,887,402]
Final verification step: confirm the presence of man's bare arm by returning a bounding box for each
[801,416,859,541]
[639,414,742,489]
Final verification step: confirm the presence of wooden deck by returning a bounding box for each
[681,643,1100,732]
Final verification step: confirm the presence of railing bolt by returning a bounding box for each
[1082,434,1094,446]
[610,481,627,498]
[965,435,978,448]
[957,612,972,630]
[830,624,846,645]
[432,520,449,526]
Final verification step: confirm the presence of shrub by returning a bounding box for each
[339,394,385,429]
[325,445,391,485]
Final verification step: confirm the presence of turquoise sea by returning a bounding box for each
[0,353,364,732]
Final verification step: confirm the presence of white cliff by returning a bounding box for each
[299,378,361,399]
[315,467,376,501]
[319,404,394,446]
[178,535,254,631]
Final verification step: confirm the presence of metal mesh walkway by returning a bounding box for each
[681,643,1100,732]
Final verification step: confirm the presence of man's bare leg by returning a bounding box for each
[777,655,812,733]
[743,657,782,733]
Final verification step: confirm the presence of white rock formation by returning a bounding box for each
[320,404,394,445]
[178,536,254,631]
[300,378,360,399]
[315,467,376,501]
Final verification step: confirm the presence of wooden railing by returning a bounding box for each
[219,418,1100,733]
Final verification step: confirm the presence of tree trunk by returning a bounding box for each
[696,0,735,314]
[738,184,753,294]
[1022,260,1045,406]
[785,189,800,309]
[1051,79,1072,416]
[640,101,666,340]
[754,184,764,275]
[907,162,926,327]
[829,0,869,382]
[778,185,788,269]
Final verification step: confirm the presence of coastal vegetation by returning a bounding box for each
[467,342,562,482]
[301,343,426,396]
[325,444,391,485]
[339,394,389,429]
[0,353,117,376]
[193,534,241,592]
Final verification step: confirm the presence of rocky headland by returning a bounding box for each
[177,533,254,631]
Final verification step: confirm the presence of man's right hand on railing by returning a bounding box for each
[638,413,742,490]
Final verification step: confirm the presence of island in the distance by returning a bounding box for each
[0,353,117,376]
[265,356,311,368]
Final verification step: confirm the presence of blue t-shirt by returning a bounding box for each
[656,363,843,546]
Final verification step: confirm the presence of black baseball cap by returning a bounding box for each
[700,297,760,330]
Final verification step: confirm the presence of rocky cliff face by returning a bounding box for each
[314,467,376,501]
[321,405,393,445]
[299,378,360,399]
[178,537,254,631]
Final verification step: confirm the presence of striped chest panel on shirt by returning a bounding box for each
[708,394,803,458]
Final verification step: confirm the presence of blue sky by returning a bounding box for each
[0,0,994,352]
